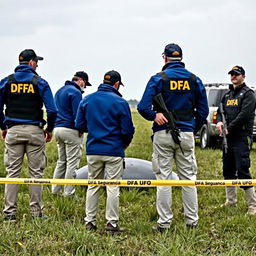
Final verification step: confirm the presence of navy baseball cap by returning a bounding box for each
[19,49,43,62]
[103,70,124,86]
[74,71,92,86]
[163,43,182,59]
[228,66,245,75]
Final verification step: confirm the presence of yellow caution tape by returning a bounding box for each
[0,178,255,187]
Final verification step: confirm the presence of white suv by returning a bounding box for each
[199,83,229,149]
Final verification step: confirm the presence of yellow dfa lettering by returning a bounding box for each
[170,81,177,90]
[170,80,190,90]
[27,84,35,93]
[22,83,28,93]
[178,80,183,90]
[183,81,190,90]
[11,83,17,92]
[18,83,23,92]
[10,83,34,93]
[226,99,238,106]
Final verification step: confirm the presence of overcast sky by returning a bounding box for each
[0,0,255,100]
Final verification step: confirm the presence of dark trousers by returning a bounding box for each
[223,136,252,189]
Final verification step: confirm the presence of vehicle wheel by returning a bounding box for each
[200,125,215,149]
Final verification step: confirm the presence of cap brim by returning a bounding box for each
[228,70,242,75]
[35,56,44,61]
[86,82,92,86]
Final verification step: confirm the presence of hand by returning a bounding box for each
[216,122,223,135]
[154,113,168,126]
[216,122,228,136]
[1,129,7,140]
[44,130,52,142]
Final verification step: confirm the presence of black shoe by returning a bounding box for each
[85,222,97,231]
[186,223,198,229]
[4,215,16,222]
[152,224,170,233]
[106,223,125,232]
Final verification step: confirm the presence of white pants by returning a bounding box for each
[84,155,123,225]
[153,130,198,227]
[52,127,83,196]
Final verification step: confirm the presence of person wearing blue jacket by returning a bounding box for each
[138,43,209,232]
[52,71,92,197]
[0,49,57,221]
[75,70,134,232]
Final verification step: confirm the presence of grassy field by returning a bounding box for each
[0,111,256,255]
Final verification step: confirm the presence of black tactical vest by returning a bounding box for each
[5,74,43,121]
[224,86,254,133]
[158,72,197,121]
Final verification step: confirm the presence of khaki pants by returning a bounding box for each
[52,127,83,196]
[84,155,123,225]
[152,130,198,227]
[3,125,46,216]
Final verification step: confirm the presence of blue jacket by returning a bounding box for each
[137,61,209,133]
[54,80,83,130]
[0,64,57,132]
[75,83,135,157]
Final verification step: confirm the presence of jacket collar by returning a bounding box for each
[229,82,246,91]
[65,80,83,93]
[14,64,39,76]
[162,61,185,71]
[98,83,122,97]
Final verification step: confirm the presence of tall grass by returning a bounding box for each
[0,111,256,255]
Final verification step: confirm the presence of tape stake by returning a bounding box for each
[0,178,255,187]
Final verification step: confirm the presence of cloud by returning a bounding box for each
[1,0,256,99]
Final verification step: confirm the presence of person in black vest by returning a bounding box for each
[216,66,256,214]
[0,49,57,221]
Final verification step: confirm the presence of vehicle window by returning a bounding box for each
[208,89,220,107]
[208,89,228,107]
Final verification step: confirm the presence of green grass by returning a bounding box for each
[0,111,256,255]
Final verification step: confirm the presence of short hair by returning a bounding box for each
[72,76,80,82]
[19,61,29,64]
[165,56,182,62]
[103,80,114,86]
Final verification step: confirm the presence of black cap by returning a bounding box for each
[228,66,245,75]
[74,71,92,86]
[103,70,124,86]
[163,43,182,59]
[19,49,44,62]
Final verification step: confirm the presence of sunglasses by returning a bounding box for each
[230,73,241,77]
